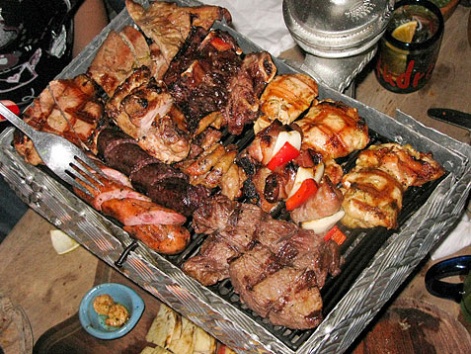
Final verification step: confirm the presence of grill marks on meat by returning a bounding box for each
[87,25,154,97]
[354,143,446,189]
[13,74,104,165]
[183,194,341,329]
[254,73,319,134]
[73,160,190,254]
[97,127,210,216]
[105,66,191,163]
[341,168,404,229]
[125,0,231,78]
[294,99,370,160]
[340,143,445,229]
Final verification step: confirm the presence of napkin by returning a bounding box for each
[204,0,296,57]
[430,212,471,260]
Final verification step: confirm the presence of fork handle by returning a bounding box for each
[0,103,37,139]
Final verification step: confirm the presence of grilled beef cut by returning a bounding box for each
[105,66,191,163]
[164,28,276,135]
[97,127,210,216]
[183,194,341,329]
[164,28,242,134]
[126,0,232,78]
[87,25,155,97]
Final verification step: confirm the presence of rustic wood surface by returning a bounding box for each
[0,4,469,354]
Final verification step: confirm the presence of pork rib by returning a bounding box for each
[14,74,104,165]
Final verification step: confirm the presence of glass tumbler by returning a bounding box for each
[375,0,444,93]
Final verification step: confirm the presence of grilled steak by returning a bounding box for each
[87,25,154,97]
[126,0,231,78]
[183,194,342,329]
[164,28,276,136]
[181,235,238,286]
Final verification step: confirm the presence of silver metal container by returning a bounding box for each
[1,1,470,353]
[283,0,395,92]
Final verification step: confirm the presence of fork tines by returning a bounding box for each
[64,156,105,197]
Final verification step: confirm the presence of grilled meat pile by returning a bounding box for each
[183,194,341,329]
[97,127,210,217]
[9,0,446,330]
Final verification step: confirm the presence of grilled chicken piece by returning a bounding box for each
[354,143,445,189]
[73,160,190,254]
[294,99,370,159]
[13,74,103,165]
[125,0,231,78]
[87,26,154,97]
[341,143,445,229]
[254,73,318,134]
[340,168,404,229]
[105,66,191,163]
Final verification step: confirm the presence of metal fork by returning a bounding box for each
[0,102,104,197]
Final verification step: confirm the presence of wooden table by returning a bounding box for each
[0,4,470,354]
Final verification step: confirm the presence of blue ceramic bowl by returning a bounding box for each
[79,283,145,339]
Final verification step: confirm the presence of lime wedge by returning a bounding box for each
[50,229,80,254]
[392,21,418,43]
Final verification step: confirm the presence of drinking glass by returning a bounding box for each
[375,0,444,93]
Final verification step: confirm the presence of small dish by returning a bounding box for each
[79,283,145,340]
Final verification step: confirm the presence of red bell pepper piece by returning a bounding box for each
[266,142,300,171]
[285,178,318,211]
[0,100,20,122]
[323,225,347,245]
[210,37,232,51]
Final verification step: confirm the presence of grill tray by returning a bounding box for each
[1,1,470,353]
